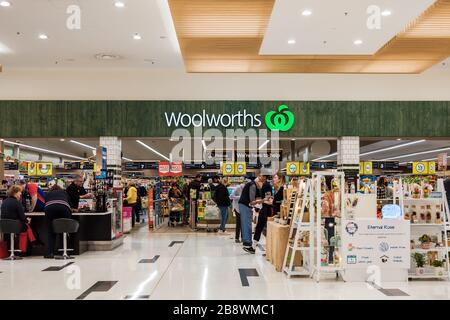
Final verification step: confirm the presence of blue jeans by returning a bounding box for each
[239,204,253,247]
[218,206,229,231]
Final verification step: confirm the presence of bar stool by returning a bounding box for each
[52,218,79,260]
[0,219,26,260]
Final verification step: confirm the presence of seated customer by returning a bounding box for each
[0,185,37,256]
[44,185,72,259]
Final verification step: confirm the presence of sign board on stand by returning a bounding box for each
[342,219,410,280]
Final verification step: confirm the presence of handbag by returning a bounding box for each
[0,234,8,259]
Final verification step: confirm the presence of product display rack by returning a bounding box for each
[401,176,450,281]
[283,178,313,277]
[310,172,346,282]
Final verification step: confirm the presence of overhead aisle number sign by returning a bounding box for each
[286,162,309,176]
[412,162,436,175]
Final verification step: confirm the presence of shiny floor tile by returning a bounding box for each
[1,227,450,300]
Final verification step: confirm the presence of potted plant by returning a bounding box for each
[419,234,432,249]
[412,252,426,275]
[432,260,445,277]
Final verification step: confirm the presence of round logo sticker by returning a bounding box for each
[236,164,244,173]
[289,163,297,174]
[225,164,233,173]
[416,163,425,173]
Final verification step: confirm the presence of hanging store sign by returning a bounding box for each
[359,162,373,175]
[158,161,170,176]
[437,153,447,171]
[3,162,19,170]
[234,162,247,175]
[28,162,53,176]
[412,162,435,175]
[342,219,410,269]
[286,162,299,176]
[170,162,183,176]
[299,162,310,175]
[222,162,235,176]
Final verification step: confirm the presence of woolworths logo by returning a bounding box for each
[164,105,294,131]
[264,105,295,132]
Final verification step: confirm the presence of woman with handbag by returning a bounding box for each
[0,185,37,257]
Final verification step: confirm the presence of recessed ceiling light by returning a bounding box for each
[288,39,296,44]
[114,1,125,8]
[381,10,392,16]
[38,34,48,40]
[396,138,402,141]
[353,39,363,45]
[133,33,142,40]
[301,10,312,16]
[95,53,121,60]
[60,139,65,142]
[0,1,11,7]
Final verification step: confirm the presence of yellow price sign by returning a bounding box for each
[286,162,300,176]
[28,162,37,176]
[222,162,235,176]
[234,162,246,175]
[364,162,373,175]
[412,162,428,175]
[299,162,310,175]
[428,162,436,174]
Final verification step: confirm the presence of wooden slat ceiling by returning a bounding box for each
[169,0,450,73]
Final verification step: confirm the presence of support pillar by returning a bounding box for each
[337,136,360,188]
[99,137,122,188]
[0,140,4,181]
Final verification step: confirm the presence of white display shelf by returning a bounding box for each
[408,273,448,279]
[287,244,310,251]
[410,223,444,227]
[404,198,442,202]
[411,248,446,253]
[283,266,310,276]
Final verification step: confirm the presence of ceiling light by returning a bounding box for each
[422,155,450,162]
[353,39,363,45]
[114,1,125,8]
[136,140,170,161]
[381,10,392,16]
[38,34,48,40]
[122,157,133,162]
[301,10,312,16]
[95,53,121,60]
[288,39,296,44]
[0,1,11,7]
[70,140,96,150]
[258,140,270,150]
[133,33,142,40]
[60,139,65,142]
[396,138,402,141]
[3,140,85,160]
[380,146,450,161]
[360,140,426,157]
[312,152,337,161]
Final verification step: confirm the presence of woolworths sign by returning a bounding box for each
[164,105,295,132]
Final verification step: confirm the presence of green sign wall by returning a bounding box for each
[0,100,448,138]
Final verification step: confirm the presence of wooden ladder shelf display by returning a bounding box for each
[282,178,312,277]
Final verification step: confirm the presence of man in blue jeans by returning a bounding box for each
[238,174,266,254]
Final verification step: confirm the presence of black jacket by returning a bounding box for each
[213,184,231,207]
[0,197,26,223]
[188,180,202,200]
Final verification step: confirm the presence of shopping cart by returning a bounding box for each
[200,200,221,232]
[168,198,184,227]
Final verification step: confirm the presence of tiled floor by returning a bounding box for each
[1,226,450,300]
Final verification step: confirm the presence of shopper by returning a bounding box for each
[66,175,93,211]
[238,173,266,254]
[253,179,273,244]
[19,180,46,212]
[189,174,202,201]
[124,181,139,227]
[231,182,245,243]
[272,172,285,216]
[168,183,183,226]
[0,185,37,256]
[44,185,72,259]
[212,176,231,232]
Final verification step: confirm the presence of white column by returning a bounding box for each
[337,136,360,177]
[99,136,122,188]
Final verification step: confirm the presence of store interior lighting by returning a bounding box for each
[360,140,426,157]
[381,146,450,160]
[258,140,270,150]
[70,139,96,150]
[136,140,170,161]
[2,140,86,160]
